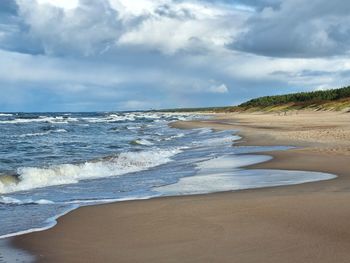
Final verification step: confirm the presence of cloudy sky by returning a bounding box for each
[1,0,350,111]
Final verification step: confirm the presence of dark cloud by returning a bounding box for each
[0,0,44,54]
[230,0,350,58]
[0,0,123,57]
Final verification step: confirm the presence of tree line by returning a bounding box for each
[239,86,350,108]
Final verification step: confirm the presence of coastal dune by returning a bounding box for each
[12,111,350,263]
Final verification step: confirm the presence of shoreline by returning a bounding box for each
[10,111,350,262]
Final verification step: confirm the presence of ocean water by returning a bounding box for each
[0,112,336,239]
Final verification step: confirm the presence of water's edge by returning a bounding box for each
[5,164,336,239]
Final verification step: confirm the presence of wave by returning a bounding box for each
[0,148,182,194]
[0,112,201,125]
[0,116,77,124]
[81,112,195,124]
[82,114,136,123]
[0,174,19,185]
[18,129,68,138]
[130,139,154,146]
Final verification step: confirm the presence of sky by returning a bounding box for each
[1,0,350,111]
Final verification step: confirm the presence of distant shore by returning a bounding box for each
[11,111,350,263]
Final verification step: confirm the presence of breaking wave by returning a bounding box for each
[0,116,78,124]
[0,148,182,194]
[82,114,136,123]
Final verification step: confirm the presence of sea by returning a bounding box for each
[0,112,336,239]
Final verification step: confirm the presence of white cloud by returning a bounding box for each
[37,0,79,9]
[9,0,251,56]
[16,0,122,56]
[117,1,251,54]
[209,84,229,93]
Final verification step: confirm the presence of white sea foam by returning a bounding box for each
[0,116,76,124]
[137,113,161,119]
[0,195,157,206]
[0,112,201,125]
[62,195,158,205]
[126,125,141,130]
[195,135,241,146]
[198,155,272,170]
[132,139,154,146]
[155,156,336,196]
[157,170,337,196]
[0,148,182,194]
[0,196,54,205]
[164,133,185,141]
[83,114,136,123]
[55,129,68,133]
[82,112,200,123]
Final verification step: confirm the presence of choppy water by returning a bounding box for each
[0,112,336,239]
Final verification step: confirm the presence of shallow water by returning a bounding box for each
[0,239,34,263]
[0,112,336,239]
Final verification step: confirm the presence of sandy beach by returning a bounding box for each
[10,111,350,262]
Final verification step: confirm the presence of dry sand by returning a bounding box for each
[11,111,350,263]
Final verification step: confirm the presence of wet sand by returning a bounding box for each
[11,111,350,263]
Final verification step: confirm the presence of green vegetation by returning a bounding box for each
[239,86,350,108]
[234,86,350,112]
[157,86,350,113]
